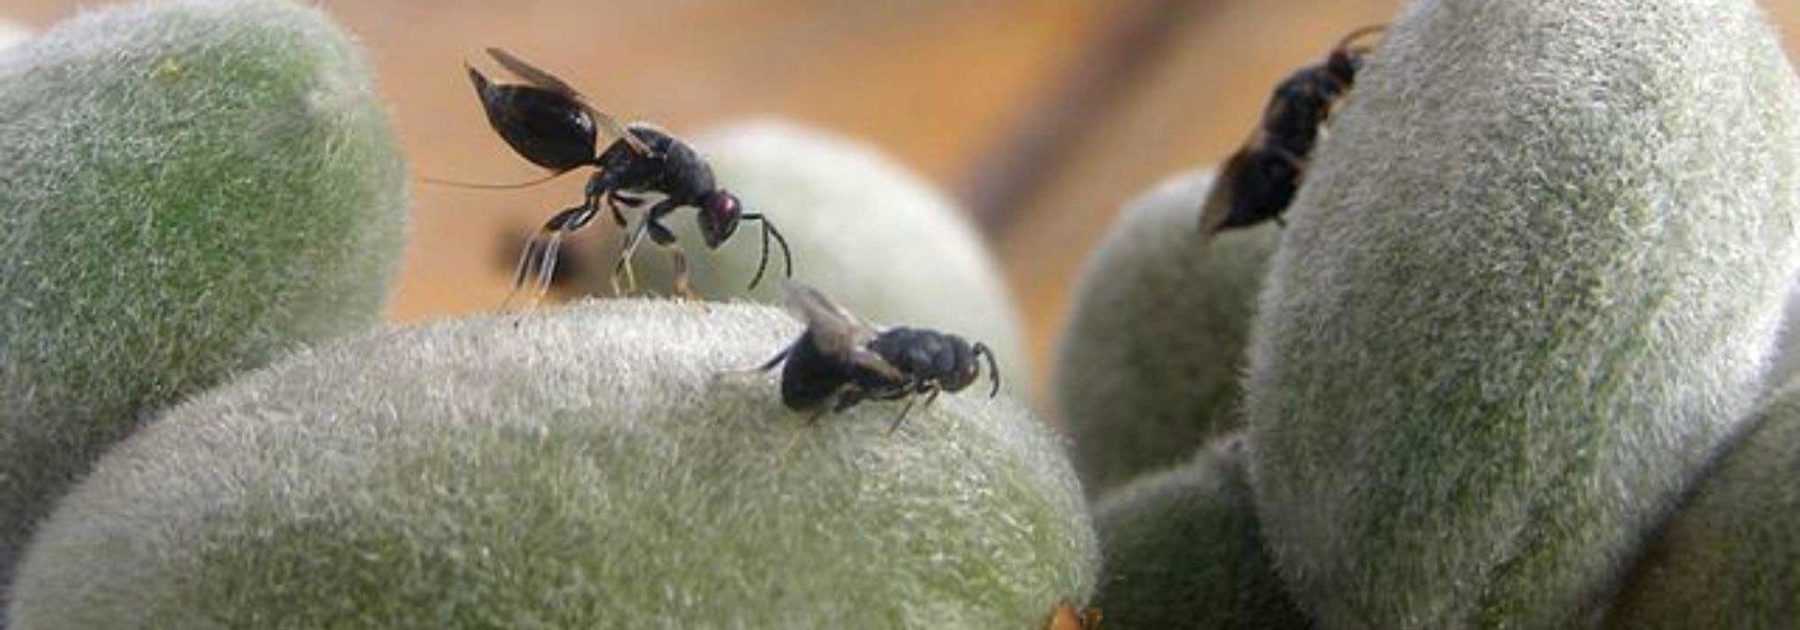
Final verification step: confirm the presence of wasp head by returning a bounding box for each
[697,189,793,290]
[697,189,743,249]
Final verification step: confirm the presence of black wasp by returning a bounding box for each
[462,47,792,299]
[754,284,1000,433]
[1198,24,1385,235]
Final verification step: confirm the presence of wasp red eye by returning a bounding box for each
[698,190,742,248]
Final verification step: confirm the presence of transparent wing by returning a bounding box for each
[1197,146,1250,235]
[484,47,655,156]
[783,283,903,381]
[785,282,877,355]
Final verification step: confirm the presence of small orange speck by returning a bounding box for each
[1045,600,1102,630]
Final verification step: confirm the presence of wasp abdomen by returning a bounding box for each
[778,331,860,410]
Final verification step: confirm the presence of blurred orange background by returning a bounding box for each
[7,1,1800,390]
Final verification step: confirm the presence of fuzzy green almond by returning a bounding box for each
[0,20,29,50]
[542,119,1033,398]
[1055,169,1276,496]
[1604,378,1800,628]
[1091,434,1307,629]
[0,0,406,601]
[1762,286,1800,394]
[7,300,1097,629]
[1242,0,1800,627]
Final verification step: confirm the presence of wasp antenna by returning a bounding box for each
[744,213,794,291]
[973,342,1001,398]
[1337,23,1388,51]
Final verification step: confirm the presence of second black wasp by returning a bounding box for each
[753,283,1000,434]
[1198,24,1386,236]
[457,47,793,301]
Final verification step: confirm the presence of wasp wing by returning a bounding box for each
[784,283,904,382]
[483,47,655,157]
[1197,146,1250,235]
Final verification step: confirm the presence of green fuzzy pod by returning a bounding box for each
[1092,435,1308,629]
[8,300,1097,629]
[1762,287,1800,393]
[0,0,406,601]
[552,119,1032,398]
[1242,0,1800,627]
[1055,169,1277,497]
[1604,379,1800,628]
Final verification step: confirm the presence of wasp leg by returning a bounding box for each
[503,233,542,309]
[643,218,693,299]
[831,387,870,417]
[810,386,862,426]
[610,219,651,296]
[531,231,565,298]
[502,204,598,310]
[886,398,917,435]
[607,194,631,229]
[584,167,638,230]
[669,247,693,299]
[611,198,683,296]
[607,190,652,225]
[500,235,543,311]
[886,386,941,435]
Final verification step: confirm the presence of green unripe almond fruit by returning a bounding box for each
[1055,168,1277,496]
[8,300,1097,630]
[1761,286,1800,393]
[0,20,29,50]
[1092,434,1308,629]
[1243,0,1800,627]
[1605,378,1800,628]
[0,0,406,599]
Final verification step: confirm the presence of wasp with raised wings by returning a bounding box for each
[1198,25,1386,235]
[459,47,792,300]
[753,284,1000,433]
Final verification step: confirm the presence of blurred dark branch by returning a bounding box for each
[959,0,1211,236]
